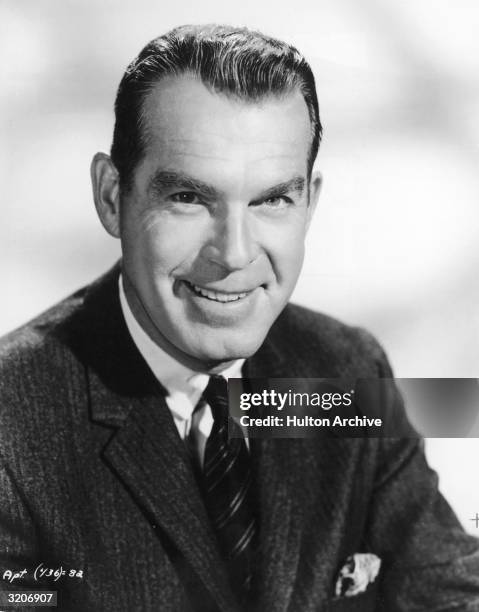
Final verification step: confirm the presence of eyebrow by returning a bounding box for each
[149,171,221,199]
[254,176,306,202]
[148,170,306,201]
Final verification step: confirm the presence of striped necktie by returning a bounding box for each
[200,375,257,602]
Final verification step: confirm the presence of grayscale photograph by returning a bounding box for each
[1,2,479,611]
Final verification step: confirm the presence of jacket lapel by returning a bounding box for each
[245,327,360,611]
[101,393,239,612]
[244,343,307,611]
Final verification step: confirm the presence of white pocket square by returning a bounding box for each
[335,553,381,597]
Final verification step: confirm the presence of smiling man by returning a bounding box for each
[93,71,319,366]
[1,24,479,612]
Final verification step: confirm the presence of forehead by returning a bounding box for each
[139,75,311,183]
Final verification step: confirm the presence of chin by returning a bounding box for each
[194,331,266,363]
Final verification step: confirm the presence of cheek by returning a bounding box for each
[126,212,203,275]
[259,217,307,283]
[277,241,305,284]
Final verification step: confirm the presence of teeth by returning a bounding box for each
[189,283,249,302]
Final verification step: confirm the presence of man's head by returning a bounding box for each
[91,24,323,370]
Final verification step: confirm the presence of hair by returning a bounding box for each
[111,24,322,191]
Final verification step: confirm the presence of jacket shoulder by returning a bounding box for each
[0,263,118,373]
[283,302,382,351]
[0,286,86,370]
[0,291,89,433]
[268,302,393,377]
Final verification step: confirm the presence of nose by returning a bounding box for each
[206,206,256,272]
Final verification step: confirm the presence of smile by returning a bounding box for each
[183,281,253,303]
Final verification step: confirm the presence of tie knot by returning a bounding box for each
[203,375,229,422]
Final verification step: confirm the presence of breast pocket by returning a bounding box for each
[325,582,378,612]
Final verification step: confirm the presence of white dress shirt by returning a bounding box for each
[118,275,245,466]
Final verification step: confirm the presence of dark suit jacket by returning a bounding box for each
[1,264,478,612]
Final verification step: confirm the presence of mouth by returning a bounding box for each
[182,280,258,303]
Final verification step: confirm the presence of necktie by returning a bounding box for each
[200,375,257,602]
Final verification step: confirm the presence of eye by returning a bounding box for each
[261,196,292,209]
[170,192,202,205]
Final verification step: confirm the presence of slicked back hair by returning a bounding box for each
[111,24,322,192]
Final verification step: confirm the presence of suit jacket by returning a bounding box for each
[0,263,478,612]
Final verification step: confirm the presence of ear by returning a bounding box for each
[306,170,322,232]
[90,152,121,238]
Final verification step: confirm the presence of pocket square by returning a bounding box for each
[335,553,381,597]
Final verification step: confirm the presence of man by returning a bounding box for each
[0,24,478,612]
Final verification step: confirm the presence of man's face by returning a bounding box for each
[119,75,318,366]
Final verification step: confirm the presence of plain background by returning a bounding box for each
[1,0,478,534]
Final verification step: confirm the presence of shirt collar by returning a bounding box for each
[118,275,244,417]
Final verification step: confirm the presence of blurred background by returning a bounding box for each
[1,0,478,533]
